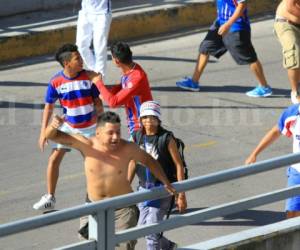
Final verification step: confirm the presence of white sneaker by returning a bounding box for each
[291,91,300,104]
[33,194,56,211]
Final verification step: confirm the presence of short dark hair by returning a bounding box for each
[97,111,121,127]
[55,44,78,67]
[110,42,132,64]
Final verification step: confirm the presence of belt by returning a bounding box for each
[275,17,300,28]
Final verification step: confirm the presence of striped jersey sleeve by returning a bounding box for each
[278,104,300,137]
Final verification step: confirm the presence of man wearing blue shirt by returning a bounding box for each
[176,0,272,98]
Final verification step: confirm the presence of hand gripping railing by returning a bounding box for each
[1,153,300,250]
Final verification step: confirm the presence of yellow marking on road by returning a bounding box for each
[186,140,217,150]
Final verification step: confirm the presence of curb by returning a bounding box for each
[0,0,279,63]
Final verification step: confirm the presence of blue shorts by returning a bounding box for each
[286,167,300,211]
[51,122,96,151]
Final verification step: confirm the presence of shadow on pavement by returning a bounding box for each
[0,101,63,110]
[171,207,285,226]
[0,81,47,87]
[152,85,290,96]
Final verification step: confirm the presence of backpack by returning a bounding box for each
[134,127,188,183]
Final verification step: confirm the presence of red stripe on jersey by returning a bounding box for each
[51,75,72,88]
[66,116,97,129]
[51,71,89,88]
[60,96,93,108]
[76,71,89,80]
[232,0,238,7]
[285,120,296,137]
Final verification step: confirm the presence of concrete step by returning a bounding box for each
[0,0,278,62]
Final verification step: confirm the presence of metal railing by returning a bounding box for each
[1,153,300,249]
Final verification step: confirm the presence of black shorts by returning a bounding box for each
[199,22,257,65]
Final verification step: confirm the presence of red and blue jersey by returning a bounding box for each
[278,104,300,172]
[95,63,153,134]
[45,70,99,129]
[216,0,250,32]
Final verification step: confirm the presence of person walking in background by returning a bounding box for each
[129,101,187,250]
[274,0,300,104]
[33,44,103,211]
[76,0,112,78]
[88,42,153,136]
[245,104,300,218]
[176,0,272,98]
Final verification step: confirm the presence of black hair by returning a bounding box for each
[97,111,121,127]
[55,44,78,67]
[110,42,133,64]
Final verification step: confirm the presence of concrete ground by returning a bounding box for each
[0,16,294,249]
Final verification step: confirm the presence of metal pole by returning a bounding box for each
[106,208,115,250]
[89,211,106,250]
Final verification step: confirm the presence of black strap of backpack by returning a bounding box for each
[133,130,143,146]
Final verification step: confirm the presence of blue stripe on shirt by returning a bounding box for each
[134,96,142,118]
[58,89,93,100]
[65,111,94,124]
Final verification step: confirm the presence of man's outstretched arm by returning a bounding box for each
[45,115,91,152]
[131,143,177,196]
[245,125,281,164]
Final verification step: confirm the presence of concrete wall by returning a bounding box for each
[181,217,300,250]
[232,230,300,250]
[0,0,80,17]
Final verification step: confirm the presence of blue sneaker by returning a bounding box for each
[176,77,200,92]
[246,85,272,97]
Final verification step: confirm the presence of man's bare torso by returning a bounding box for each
[277,0,300,24]
[83,138,134,201]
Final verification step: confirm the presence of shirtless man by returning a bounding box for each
[45,111,176,249]
[274,0,300,103]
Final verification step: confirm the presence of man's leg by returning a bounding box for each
[176,24,226,91]
[144,206,163,250]
[224,30,272,97]
[76,10,95,71]
[46,149,67,195]
[115,206,138,250]
[33,149,67,211]
[93,13,112,77]
[158,197,176,250]
[249,60,268,87]
[288,68,300,103]
[192,53,209,83]
[274,21,300,103]
[285,167,300,219]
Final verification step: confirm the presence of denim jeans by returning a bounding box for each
[137,186,174,250]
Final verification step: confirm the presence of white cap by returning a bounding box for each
[139,101,161,120]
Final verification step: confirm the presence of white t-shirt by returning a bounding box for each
[81,0,111,14]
